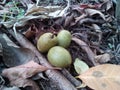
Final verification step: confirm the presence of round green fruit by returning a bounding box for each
[47,46,72,68]
[37,33,57,53]
[57,30,72,48]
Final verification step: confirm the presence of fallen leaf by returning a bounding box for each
[24,24,38,39]
[78,64,120,90]
[92,24,101,32]
[25,4,48,16]
[95,53,111,63]
[80,4,101,9]
[2,61,56,90]
[85,8,105,20]
[75,14,87,23]
[2,61,51,79]
[0,34,37,67]
[10,78,40,90]
[72,37,98,66]
[74,58,89,74]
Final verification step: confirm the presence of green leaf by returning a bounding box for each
[74,58,89,74]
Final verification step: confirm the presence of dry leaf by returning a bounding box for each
[24,24,38,39]
[85,8,105,20]
[25,4,48,16]
[10,78,40,90]
[78,64,120,90]
[92,24,101,32]
[74,58,89,74]
[75,14,87,23]
[0,34,38,67]
[72,37,98,66]
[1,61,57,89]
[95,53,111,63]
[2,61,51,79]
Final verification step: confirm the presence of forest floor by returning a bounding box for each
[0,0,120,90]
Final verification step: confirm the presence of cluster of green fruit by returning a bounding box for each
[37,30,72,68]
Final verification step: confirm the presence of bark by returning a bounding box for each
[61,69,81,87]
[8,30,77,90]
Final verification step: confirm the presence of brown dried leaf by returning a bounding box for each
[78,64,120,90]
[10,78,40,90]
[2,61,50,79]
[24,24,38,39]
[95,53,111,63]
[72,37,98,66]
[75,14,87,23]
[2,61,50,89]
[25,4,48,16]
[85,8,105,20]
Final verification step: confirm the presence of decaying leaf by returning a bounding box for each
[72,37,98,66]
[95,53,111,63]
[85,8,105,20]
[0,34,37,67]
[25,4,49,16]
[2,61,52,79]
[78,64,120,90]
[2,61,58,89]
[92,24,101,32]
[74,58,89,74]
[10,78,40,90]
[24,24,38,39]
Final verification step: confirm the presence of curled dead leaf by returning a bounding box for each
[95,53,111,63]
[85,8,105,20]
[72,37,98,66]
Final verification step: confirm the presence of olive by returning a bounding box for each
[47,46,72,68]
[57,30,72,48]
[37,33,57,53]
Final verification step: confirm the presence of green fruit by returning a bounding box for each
[47,46,72,68]
[37,33,57,53]
[57,30,72,48]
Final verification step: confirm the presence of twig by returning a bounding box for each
[8,30,77,90]
[61,69,81,87]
